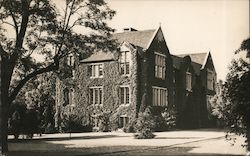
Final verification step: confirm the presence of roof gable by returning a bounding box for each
[112,29,156,49]
[80,51,114,63]
[177,53,207,65]
[172,53,206,75]
[202,52,216,73]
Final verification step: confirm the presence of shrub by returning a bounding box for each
[134,107,156,139]
[154,108,177,132]
[110,113,119,131]
[98,111,112,132]
[22,109,41,138]
[8,103,27,140]
[161,108,177,130]
[60,113,92,133]
[123,119,136,133]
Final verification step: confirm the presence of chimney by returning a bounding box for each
[123,27,137,32]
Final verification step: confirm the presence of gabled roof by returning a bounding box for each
[171,55,182,69]
[171,53,207,75]
[177,53,207,65]
[80,51,114,63]
[112,29,156,49]
[81,29,157,63]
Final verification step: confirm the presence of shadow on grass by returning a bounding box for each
[8,134,127,142]
[155,137,202,139]
[8,145,245,156]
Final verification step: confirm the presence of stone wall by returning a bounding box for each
[55,48,139,129]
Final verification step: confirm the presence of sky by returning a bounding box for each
[3,0,249,81]
[107,0,249,81]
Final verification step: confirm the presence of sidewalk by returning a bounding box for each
[8,129,247,156]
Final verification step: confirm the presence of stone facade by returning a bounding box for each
[55,26,217,130]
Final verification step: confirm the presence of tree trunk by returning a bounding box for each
[1,86,10,154]
[247,111,250,151]
[1,59,13,154]
[0,99,9,154]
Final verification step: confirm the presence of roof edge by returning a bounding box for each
[145,26,161,50]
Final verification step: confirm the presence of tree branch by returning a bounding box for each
[15,0,30,49]
[0,43,8,58]
[9,10,19,39]
[9,62,58,102]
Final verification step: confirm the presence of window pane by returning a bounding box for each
[99,88,103,104]
[94,89,98,104]
[153,88,155,106]
[91,65,95,77]
[125,87,129,104]
[120,63,125,75]
[125,63,129,74]
[120,88,124,104]
[186,73,192,90]
[95,65,99,77]
[99,64,103,76]
[90,89,93,104]
[155,53,166,79]
[158,89,161,106]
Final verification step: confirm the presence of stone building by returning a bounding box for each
[55,26,217,130]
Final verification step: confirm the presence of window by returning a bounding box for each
[118,116,129,128]
[155,52,166,79]
[63,88,69,106]
[69,89,75,107]
[186,72,192,91]
[173,70,176,83]
[207,70,214,90]
[120,51,130,75]
[152,86,168,106]
[120,86,130,105]
[89,87,103,105]
[89,63,103,78]
[63,88,74,107]
[206,95,213,119]
[67,55,74,66]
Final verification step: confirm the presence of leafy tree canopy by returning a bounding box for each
[0,0,117,153]
[0,0,118,103]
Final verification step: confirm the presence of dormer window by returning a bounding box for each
[207,70,214,90]
[186,72,192,91]
[89,63,103,78]
[155,52,166,79]
[119,51,130,75]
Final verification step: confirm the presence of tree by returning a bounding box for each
[210,80,228,127]
[221,38,250,151]
[134,107,156,139]
[21,73,56,133]
[0,0,117,153]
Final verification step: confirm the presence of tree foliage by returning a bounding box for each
[0,0,117,153]
[223,59,250,136]
[134,107,156,139]
[211,37,250,150]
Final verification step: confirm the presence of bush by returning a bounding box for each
[123,119,136,133]
[134,107,156,139]
[161,108,177,130]
[154,108,177,132]
[98,111,111,132]
[60,113,92,133]
[8,103,27,140]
